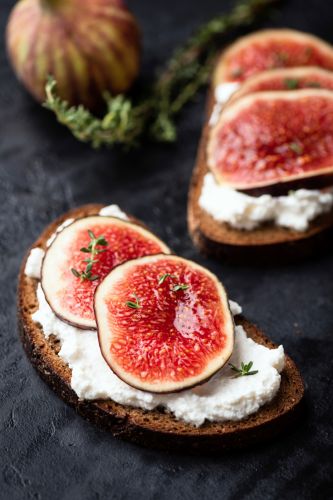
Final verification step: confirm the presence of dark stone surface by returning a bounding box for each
[1,0,333,498]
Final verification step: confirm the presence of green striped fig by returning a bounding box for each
[6,0,141,109]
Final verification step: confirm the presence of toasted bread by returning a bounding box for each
[18,204,304,452]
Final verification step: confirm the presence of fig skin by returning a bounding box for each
[6,0,141,109]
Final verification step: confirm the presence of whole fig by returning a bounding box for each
[6,0,141,109]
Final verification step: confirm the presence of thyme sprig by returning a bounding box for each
[289,141,303,155]
[158,273,189,291]
[229,361,259,377]
[284,78,299,90]
[125,293,141,309]
[172,284,190,292]
[71,230,108,281]
[158,273,176,285]
[44,0,279,149]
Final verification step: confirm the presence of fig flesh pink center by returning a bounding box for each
[41,216,170,330]
[95,255,234,393]
[209,90,333,191]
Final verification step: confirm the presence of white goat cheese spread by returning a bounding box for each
[31,285,284,426]
[98,204,129,220]
[24,247,45,279]
[209,82,240,126]
[24,205,285,427]
[199,173,333,231]
[228,299,242,316]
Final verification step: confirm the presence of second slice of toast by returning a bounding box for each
[188,90,333,260]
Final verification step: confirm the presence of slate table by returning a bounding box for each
[1,0,332,498]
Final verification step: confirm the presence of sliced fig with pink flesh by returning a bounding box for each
[208,89,333,192]
[214,29,333,86]
[95,254,234,394]
[228,67,333,105]
[41,216,170,330]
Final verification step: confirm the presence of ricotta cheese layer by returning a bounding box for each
[209,82,240,126]
[199,173,333,231]
[25,205,285,427]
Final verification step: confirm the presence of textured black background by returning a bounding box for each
[1,0,333,498]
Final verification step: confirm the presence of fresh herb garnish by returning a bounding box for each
[44,0,279,149]
[284,78,299,90]
[158,273,176,285]
[172,284,189,292]
[125,294,141,309]
[304,46,313,59]
[289,141,303,155]
[71,230,108,281]
[305,81,321,88]
[231,67,244,78]
[229,361,258,377]
[275,51,289,64]
[158,273,189,291]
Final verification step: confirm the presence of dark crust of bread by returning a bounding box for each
[18,204,304,452]
[188,91,333,261]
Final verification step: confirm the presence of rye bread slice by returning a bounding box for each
[188,89,333,260]
[18,204,304,452]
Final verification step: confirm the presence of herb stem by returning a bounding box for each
[71,230,108,281]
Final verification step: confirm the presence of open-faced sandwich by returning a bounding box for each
[18,204,304,452]
[188,29,333,258]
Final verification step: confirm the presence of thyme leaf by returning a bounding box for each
[275,51,289,64]
[305,81,321,88]
[71,268,81,278]
[125,294,141,309]
[289,141,304,155]
[172,283,189,292]
[229,361,259,377]
[158,273,176,285]
[157,274,189,291]
[71,229,108,281]
[284,78,299,90]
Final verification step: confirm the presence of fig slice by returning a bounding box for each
[214,29,333,86]
[95,254,234,394]
[41,216,170,330]
[208,89,333,192]
[227,67,333,105]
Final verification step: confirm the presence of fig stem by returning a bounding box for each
[44,0,280,148]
